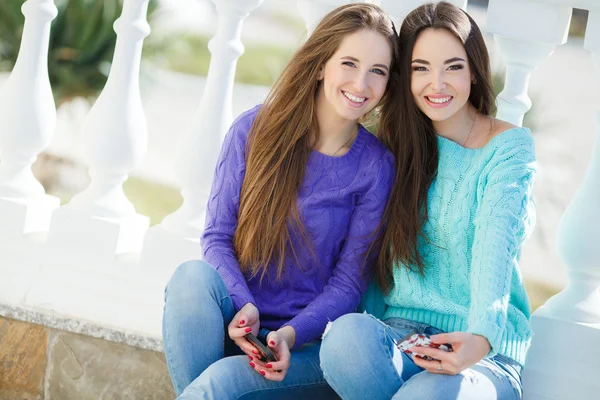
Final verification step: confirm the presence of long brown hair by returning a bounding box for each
[234,4,398,281]
[376,1,495,293]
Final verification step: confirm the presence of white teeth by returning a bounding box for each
[427,96,451,104]
[343,91,366,103]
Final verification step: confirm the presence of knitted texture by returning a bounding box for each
[384,127,536,365]
[201,105,395,348]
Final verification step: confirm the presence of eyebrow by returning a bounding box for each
[412,57,466,64]
[341,56,389,71]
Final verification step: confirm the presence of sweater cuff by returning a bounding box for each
[467,319,503,359]
[282,317,321,350]
[231,291,256,313]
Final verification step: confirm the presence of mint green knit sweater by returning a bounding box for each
[383,127,536,365]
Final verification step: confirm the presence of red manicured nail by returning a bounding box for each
[249,362,255,368]
[248,355,253,360]
[269,341,275,346]
[266,363,272,368]
[260,370,266,376]
[245,327,252,333]
[252,349,259,354]
[239,320,245,325]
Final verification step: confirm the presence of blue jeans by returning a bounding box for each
[162,260,339,399]
[320,313,523,400]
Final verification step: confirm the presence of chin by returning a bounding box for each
[427,114,450,122]
[338,108,364,121]
[421,109,455,123]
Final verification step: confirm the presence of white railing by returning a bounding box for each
[0,0,59,238]
[0,0,598,398]
[47,0,151,263]
[486,1,600,398]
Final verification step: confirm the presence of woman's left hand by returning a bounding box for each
[410,332,491,375]
[248,326,295,381]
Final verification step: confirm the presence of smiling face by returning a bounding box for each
[317,28,392,123]
[410,28,473,124]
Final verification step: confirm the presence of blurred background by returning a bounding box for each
[0,0,595,310]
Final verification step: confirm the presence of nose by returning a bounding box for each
[352,71,368,93]
[431,71,446,92]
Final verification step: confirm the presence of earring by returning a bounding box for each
[472,78,477,84]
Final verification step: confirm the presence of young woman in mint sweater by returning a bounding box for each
[320,3,535,400]
[162,4,398,399]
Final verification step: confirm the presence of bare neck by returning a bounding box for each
[433,103,476,143]
[313,92,359,154]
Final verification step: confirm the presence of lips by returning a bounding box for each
[342,90,368,108]
[343,91,366,103]
[424,95,453,108]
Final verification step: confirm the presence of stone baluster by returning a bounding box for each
[46,0,151,262]
[0,0,60,239]
[140,0,265,275]
[523,6,600,399]
[487,0,571,126]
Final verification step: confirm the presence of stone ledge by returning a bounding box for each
[0,303,162,352]
[0,315,175,400]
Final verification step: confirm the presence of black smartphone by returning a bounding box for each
[244,332,277,363]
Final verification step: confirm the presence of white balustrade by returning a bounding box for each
[46,0,151,262]
[485,0,600,398]
[541,16,600,326]
[0,0,60,239]
[523,8,600,400]
[488,0,571,126]
[140,0,265,274]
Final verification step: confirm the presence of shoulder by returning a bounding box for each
[359,125,396,169]
[231,104,262,132]
[225,105,262,148]
[480,127,536,186]
[357,127,396,190]
[488,119,533,147]
[484,119,535,162]
[490,118,518,137]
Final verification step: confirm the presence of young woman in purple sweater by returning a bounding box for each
[162,4,399,399]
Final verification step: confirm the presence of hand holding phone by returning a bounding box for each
[244,332,277,363]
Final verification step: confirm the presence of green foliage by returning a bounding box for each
[56,176,182,226]
[524,279,560,312]
[149,32,295,87]
[569,9,588,38]
[0,2,25,68]
[122,177,182,226]
[0,0,157,105]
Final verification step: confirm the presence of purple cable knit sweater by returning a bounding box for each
[201,105,395,348]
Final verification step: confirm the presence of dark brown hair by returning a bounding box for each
[234,3,398,281]
[376,1,495,293]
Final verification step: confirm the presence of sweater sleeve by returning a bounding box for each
[201,108,258,311]
[467,134,536,357]
[283,151,396,349]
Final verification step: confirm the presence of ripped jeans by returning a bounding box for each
[319,313,523,400]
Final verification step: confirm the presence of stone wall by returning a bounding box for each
[0,317,175,400]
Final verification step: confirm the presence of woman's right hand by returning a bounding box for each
[228,303,261,357]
